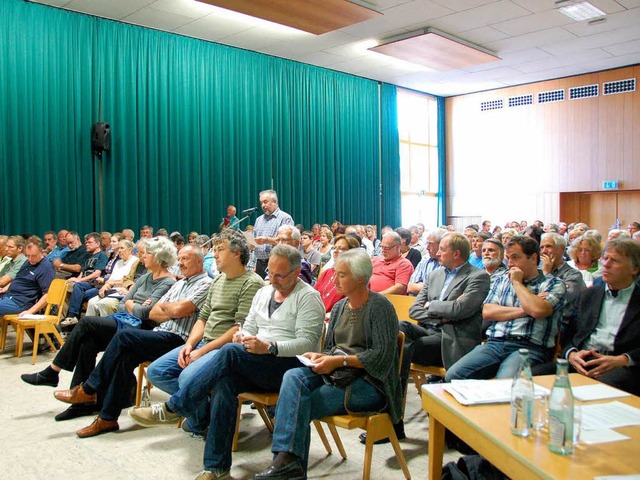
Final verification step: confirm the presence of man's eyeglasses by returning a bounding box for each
[265,268,296,281]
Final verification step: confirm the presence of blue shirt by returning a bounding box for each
[439,264,463,301]
[410,257,440,285]
[468,254,484,269]
[5,258,55,310]
[47,246,69,263]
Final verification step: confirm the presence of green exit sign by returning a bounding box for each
[603,180,619,190]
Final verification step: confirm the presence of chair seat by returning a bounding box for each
[318,414,368,430]
[410,363,446,377]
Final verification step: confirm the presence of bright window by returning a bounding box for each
[397,89,439,228]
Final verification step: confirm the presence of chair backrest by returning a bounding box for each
[43,279,68,318]
[385,294,416,323]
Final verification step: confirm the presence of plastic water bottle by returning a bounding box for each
[548,359,574,455]
[510,348,534,437]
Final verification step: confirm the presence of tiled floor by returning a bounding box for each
[0,333,461,480]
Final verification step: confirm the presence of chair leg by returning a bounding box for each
[0,319,8,351]
[411,371,426,394]
[232,400,243,452]
[312,421,332,454]
[15,325,25,358]
[135,364,145,407]
[32,326,41,364]
[326,423,347,460]
[363,415,411,480]
[255,403,274,433]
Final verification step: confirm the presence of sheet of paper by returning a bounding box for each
[18,314,46,319]
[242,231,258,248]
[580,428,630,445]
[581,401,640,431]
[443,379,550,406]
[573,384,631,402]
[296,355,317,367]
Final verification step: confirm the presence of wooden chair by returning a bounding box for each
[0,278,67,364]
[384,294,447,393]
[135,361,153,406]
[313,332,411,480]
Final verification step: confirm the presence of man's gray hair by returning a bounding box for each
[382,231,402,246]
[145,237,178,268]
[335,248,373,285]
[214,229,251,266]
[584,229,602,243]
[604,239,640,274]
[270,244,301,270]
[181,244,205,261]
[278,225,301,241]
[541,232,567,248]
[259,189,278,203]
[427,228,448,243]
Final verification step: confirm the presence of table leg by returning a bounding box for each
[428,414,445,479]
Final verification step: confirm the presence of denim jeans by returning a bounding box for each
[84,329,185,421]
[67,282,99,318]
[167,343,301,472]
[271,367,385,472]
[146,341,219,432]
[445,339,553,381]
[0,297,21,316]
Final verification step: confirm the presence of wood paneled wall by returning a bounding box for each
[445,65,640,227]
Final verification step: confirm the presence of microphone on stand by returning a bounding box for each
[242,206,259,214]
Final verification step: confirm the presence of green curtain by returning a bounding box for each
[0,0,95,234]
[437,96,447,225]
[1,0,398,235]
[380,83,401,228]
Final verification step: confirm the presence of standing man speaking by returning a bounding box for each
[253,189,294,279]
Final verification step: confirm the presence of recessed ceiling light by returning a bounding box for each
[557,1,605,22]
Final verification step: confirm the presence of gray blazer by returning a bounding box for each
[409,262,490,369]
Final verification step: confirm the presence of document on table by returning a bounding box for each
[581,401,640,430]
[442,379,550,406]
[580,428,630,445]
[573,384,631,402]
[595,476,640,480]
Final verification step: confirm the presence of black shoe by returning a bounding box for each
[359,420,406,445]
[54,404,98,422]
[254,460,305,480]
[20,371,58,387]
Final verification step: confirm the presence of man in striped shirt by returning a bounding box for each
[446,236,566,380]
[30,245,212,437]
[253,189,294,279]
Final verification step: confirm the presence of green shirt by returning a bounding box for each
[202,270,264,342]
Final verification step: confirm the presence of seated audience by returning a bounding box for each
[194,234,218,278]
[395,227,422,268]
[62,233,109,325]
[316,227,333,269]
[482,238,507,279]
[468,232,490,269]
[273,225,313,284]
[45,229,69,263]
[19,237,176,421]
[129,245,325,480]
[0,236,54,316]
[253,249,402,480]
[568,234,602,287]
[144,229,263,435]
[362,224,379,257]
[564,239,640,395]
[299,230,321,274]
[315,234,361,312]
[369,232,414,295]
[0,235,27,291]
[608,229,631,241]
[85,240,144,316]
[38,245,212,438]
[407,228,446,295]
[628,222,639,236]
[53,231,89,279]
[409,225,426,257]
[446,236,566,380]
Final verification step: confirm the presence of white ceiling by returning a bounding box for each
[31,0,640,97]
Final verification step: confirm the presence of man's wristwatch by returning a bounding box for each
[268,341,278,356]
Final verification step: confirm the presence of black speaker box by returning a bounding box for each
[91,122,111,155]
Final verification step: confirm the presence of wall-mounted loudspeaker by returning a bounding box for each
[91,122,111,156]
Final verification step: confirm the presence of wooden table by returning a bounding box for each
[422,374,640,479]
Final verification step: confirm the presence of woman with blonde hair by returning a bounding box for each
[568,234,602,287]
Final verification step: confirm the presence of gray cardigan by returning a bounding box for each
[325,291,402,423]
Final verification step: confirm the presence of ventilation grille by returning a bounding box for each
[603,78,636,95]
[480,99,503,111]
[538,89,565,103]
[569,84,599,100]
[508,94,533,107]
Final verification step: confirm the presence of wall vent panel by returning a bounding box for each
[569,84,598,100]
[508,94,533,107]
[603,78,635,95]
[538,89,564,103]
[480,99,503,111]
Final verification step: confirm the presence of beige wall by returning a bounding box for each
[445,65,640,229]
